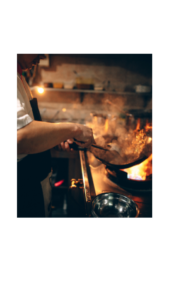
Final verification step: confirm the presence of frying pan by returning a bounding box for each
[70,139,148,169]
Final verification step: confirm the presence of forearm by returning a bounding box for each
[17,121,81,155]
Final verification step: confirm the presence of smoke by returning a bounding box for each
[86,97,152,165]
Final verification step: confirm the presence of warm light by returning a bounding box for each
[122,154,152,181]
[135,118,141,131]
[62,108,66,112]
[37,87,44,94]
[105,119,109,133]
[145,121,152,131]
[148,137,152,143]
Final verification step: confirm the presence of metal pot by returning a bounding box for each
[91,192,139,217]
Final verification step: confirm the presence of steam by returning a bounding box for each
[86,96,152,165]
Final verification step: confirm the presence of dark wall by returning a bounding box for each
[47,54,152,78]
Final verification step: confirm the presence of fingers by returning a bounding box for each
[65,141,71,152]
[61,142,66,151]
[59,141,73,152]
[61,141,70,152]
[66,139,74,151]
[57,139,93,152]
[67,139,74,144]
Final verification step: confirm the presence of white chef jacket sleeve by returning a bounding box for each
[17,77,34,131]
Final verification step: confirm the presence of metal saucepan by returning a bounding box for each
[91,192,139,217]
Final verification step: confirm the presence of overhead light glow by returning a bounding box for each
[37,87,44,94]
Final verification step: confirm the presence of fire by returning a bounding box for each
[121,120,152,180]
[105,119,109,133]
[145,120,152,132]
[125,120,152,158]
[86,114,152,181]
[122,154,152,181]
[135,118,141,131]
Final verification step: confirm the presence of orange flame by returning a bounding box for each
[105,119,109,133]
[122,154,152,180]
[135,118,141,131]
[145,121,152,132]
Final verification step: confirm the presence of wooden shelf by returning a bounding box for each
[30,86,152,96]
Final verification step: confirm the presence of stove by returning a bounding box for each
[105,166,152,193]
[78,151,152,218]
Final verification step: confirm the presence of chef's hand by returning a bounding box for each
[57,139,74,152]
[74,124,94,148]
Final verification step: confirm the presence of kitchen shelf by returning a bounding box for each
[30,86,152,96]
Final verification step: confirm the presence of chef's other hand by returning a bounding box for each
[74,125,94,148]
[57,139,74,152]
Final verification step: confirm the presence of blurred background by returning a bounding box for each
[23,54,152,124]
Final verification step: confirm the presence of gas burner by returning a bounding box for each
[105,167,152,193]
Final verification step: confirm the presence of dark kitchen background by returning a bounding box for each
[23,54,152,217]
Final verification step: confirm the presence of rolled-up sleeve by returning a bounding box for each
[17,75,34,131]
[17,75,34,162]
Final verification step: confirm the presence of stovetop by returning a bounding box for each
[85,153,152,218]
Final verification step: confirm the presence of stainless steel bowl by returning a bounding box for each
[91,193,139,218]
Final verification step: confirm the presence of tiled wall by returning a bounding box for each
[32,54,152,111]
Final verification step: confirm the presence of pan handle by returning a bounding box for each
[69,142,85,150]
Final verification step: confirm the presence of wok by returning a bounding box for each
[70,139,148,169]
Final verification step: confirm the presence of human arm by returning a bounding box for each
[17,121,93,155]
